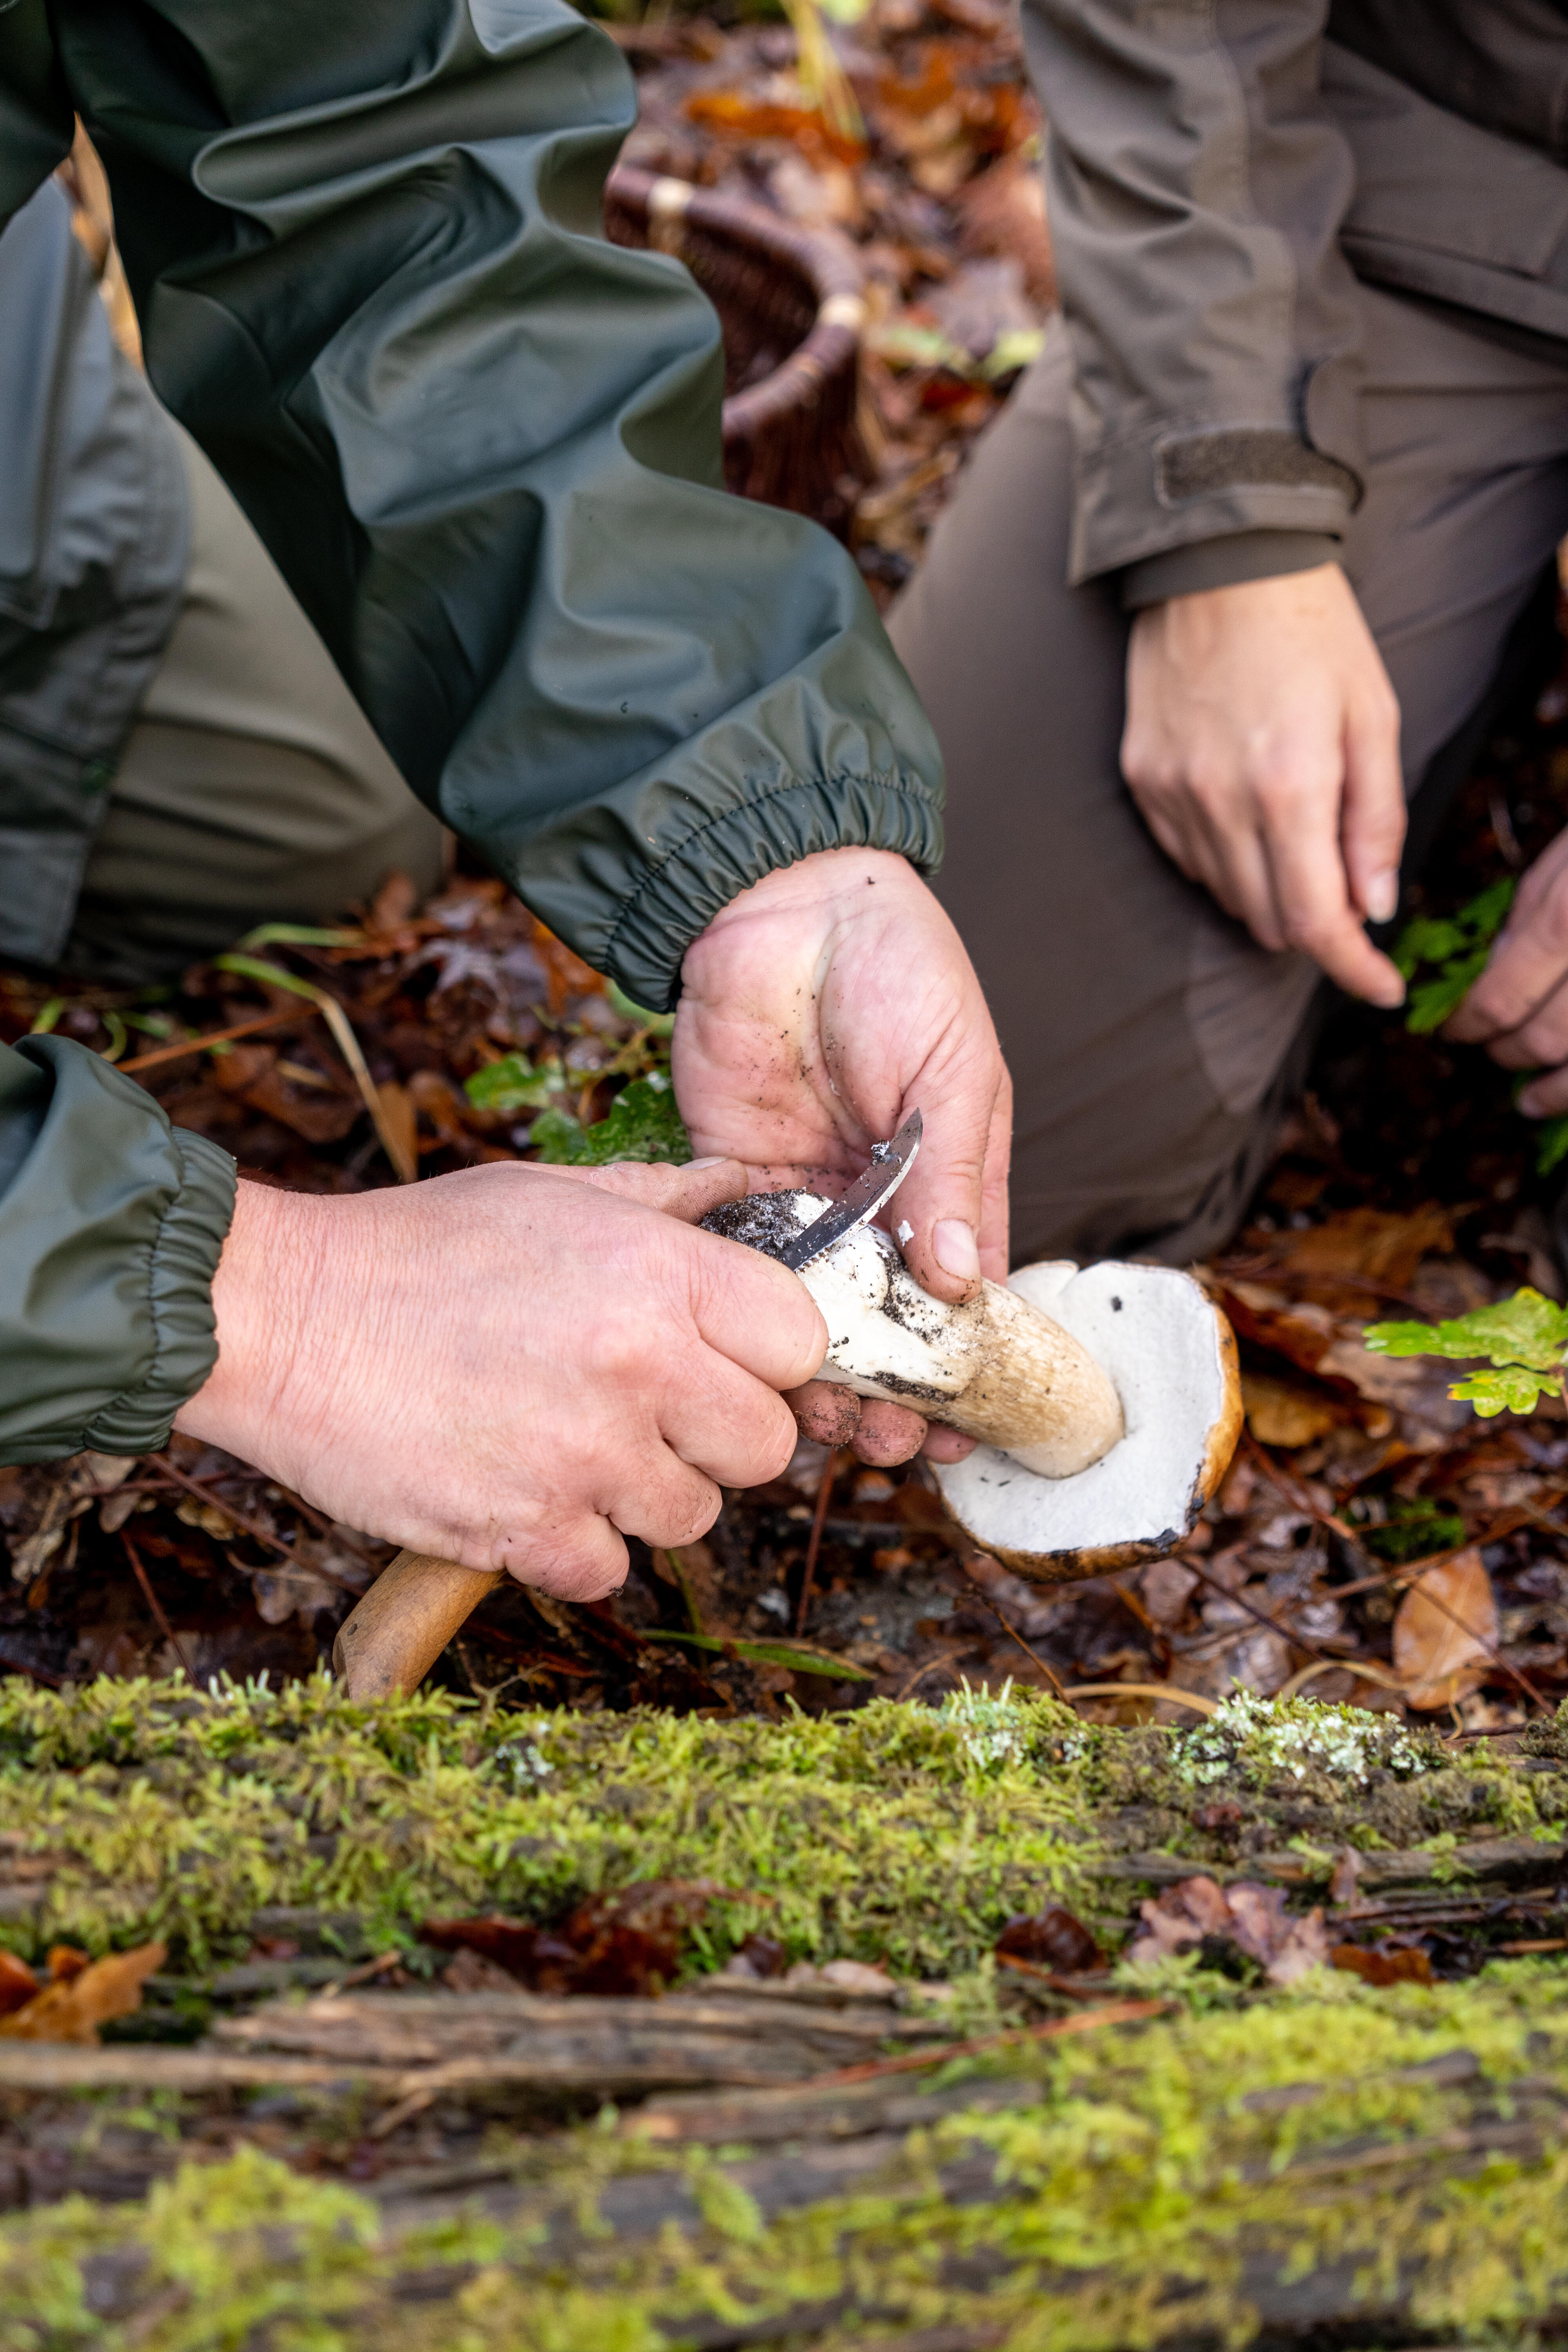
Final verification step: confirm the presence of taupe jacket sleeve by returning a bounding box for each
[1020,0,1367,599]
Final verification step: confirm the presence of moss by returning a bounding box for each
[0,1679,1563,1976]
[7,1970,1568,2346]
[0,1677,1096,1976]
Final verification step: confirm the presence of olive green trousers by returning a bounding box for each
[62,425,445,985]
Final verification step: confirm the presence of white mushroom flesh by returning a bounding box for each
[933,1259,1237,1564]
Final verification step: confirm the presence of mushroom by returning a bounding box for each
[932,1258,1242,1581]
[707,1194,1241,1579]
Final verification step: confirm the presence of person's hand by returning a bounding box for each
[673,846,1011,1469]
[1446,827,1568,1109]
[1122,564,1407,1006]
[174,1157,826,1601]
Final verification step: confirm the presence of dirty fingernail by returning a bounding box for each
[933,1219,981,1281]
[1365,870,1399,925]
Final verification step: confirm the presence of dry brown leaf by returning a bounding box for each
[1393,1547,1497,1710]
[0,1942,165,2043]
[1331,1942,1433,1987]
[1240,1372,1341,1450]
[1129,1875,1329,1986]
[1240,1205,1454,1308]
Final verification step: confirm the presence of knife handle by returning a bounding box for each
[332,1550,505,1699]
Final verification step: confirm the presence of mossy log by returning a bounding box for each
[2,1676,1568,2342]
[8,1981,1568,2347]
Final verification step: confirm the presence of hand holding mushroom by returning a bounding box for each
[674,844,1011,1466]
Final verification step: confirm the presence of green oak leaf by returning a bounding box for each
[1451,1364,1563,1416]
[1365,1286,1568,1372]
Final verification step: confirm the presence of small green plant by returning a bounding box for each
[1365,1286,1568,1416]
[1393,877,1515,1033]
[532,1070,691,1164]
[1349,1494,1467,1564]
[464,1051,568,1114]
[1392,880,1568,1172]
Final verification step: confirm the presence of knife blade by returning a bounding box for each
[778,1109,923,1272]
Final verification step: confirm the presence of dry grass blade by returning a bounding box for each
[1061,1682,1220,1716]
[213,954,417,1183]
[119,1002,318,1073]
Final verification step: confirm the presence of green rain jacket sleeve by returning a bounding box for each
[47,0,946,1012]
[0,0,945,1465]
[0,1038,235,1464]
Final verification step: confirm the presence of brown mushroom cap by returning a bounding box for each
[932,1260,1243,1584]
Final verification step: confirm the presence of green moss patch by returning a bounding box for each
[1,1677,1564,1977]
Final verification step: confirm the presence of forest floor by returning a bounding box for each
[8,18,1568,2338]
[6,0,1568,1789]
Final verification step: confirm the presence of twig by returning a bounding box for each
[147,1460,366,1595]
[0,1649,64,1688]
[960,1566,1070,1700]
[893,1647,982,1701]
[1182,1548,1405,1694]
[815,1996,1168,2085]
[994,1951,1112,1999]
[795,1446,847,1636]
[120,1532,196,1682]
[118,1003,316,1074]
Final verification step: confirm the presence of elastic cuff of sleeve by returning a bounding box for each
[83,1128,238,1457]
[605,771,945,1013]
[1120,532,1342,611]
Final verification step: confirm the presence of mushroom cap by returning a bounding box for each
[933,1259,1242,1582]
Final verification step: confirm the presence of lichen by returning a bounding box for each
[1170,1691,1435,1789]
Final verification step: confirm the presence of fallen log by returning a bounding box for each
[22,1985,1568,2347]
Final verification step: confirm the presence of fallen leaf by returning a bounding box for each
[1238,1205,1454,1312]
[1331,1942,1433,1986]
[0,1952,38,2017]
[995,1906,1101,1973]
[1240,1371,1341,1449]
[1393,1546,1497,1709]
[0,1942,166,2043]
[955,149,1054,305]
[1129,1876,1328,1986]
[724,1932,789,1980]
[421,1880,726,1997]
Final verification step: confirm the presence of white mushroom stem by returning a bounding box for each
[775,1195,1124,1477]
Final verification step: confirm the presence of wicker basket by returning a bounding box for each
[604,163,869,535]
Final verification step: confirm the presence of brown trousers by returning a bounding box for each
[889,282,1568,1267]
